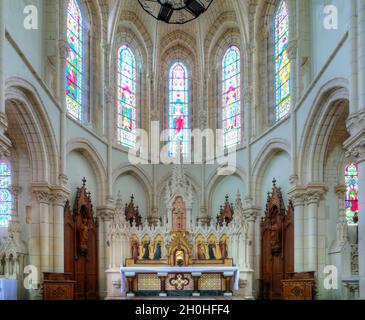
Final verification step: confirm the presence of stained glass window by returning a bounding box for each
[222,46,241,148]
[274,0,291,121]
[168,62,190,157]
[345,163,359,225]
[117,46,137,148]
[66,0,83,121]
[0,161,12,227]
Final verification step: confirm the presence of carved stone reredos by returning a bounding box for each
[165,165,193,208]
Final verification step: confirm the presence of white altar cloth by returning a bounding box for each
[0,279,17,300]
[120,266,240,293]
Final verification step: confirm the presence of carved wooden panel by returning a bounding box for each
[64,178,99,300]
[260,179,294,300]
[43,273,76,300]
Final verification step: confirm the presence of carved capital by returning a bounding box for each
[334,184,346,199]
[305,187,326,205]
[288,40,298,60]
[96,205,115,221]
[58,40,69,60]
[344,130,365,163]
[288,186,306,207]
[346,110,365,137]
[33,191,52,204]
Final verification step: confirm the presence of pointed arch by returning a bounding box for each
[274,0,291,121]
[117,45,138,148]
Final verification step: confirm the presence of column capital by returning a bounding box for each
[50,186,70,206]
[344,128,365,163]
[288,39,298,60]
[304,184,327,205]
[334,184,346,199]
[288,185,306,206]
[58,40,69,60]
[8,185,22,197]
[96,205,115,221]
[242,206,261,222]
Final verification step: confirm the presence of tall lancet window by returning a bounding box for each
[0,160,12,227]
[274,0,291,121]
[117,46,137,148]
[168,62,190,157]
[345,163,359,225]
[222,46,241,148]
[66,0,83,121]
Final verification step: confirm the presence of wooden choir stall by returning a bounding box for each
[260,179,315,300]
[43,178,98,300]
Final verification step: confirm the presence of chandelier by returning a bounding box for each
[138,0,214,24]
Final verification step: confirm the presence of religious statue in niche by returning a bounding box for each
[141,240,151,260]
[132,240,140,261]
[208,242,216,260]
[197,241,206,260]
[153,242,162,260]
[79,207,89,255]
[219,235,229,259]
[172,196,187,231]
[152,234,164,261]
[270,215,282,254]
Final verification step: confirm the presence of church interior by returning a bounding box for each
[0,0,364,301]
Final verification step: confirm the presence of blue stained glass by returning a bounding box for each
[0,162,12,227]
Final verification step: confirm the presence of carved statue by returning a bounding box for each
[79,216,89,253]
[153,241,162,260]
[270,219,281,254]
[197,242,206,260]
[142,241,151,260]
[132,240,139,261]
[208,242,216,260]
[219,240,228,259]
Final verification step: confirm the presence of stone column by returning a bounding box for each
[51,187,69,273]
[334,185,348,244]
[243,206,260,270]
[96,205,114,299]
[0,0,11,156]
[304,187,325,272]
[33,190,52,273]
[57,0,69,187]
[289,187,306,272]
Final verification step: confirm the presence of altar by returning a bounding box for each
[105,166,254,299]
[120,266,240,297]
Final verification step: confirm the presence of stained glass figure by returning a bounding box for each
[66,0,83,121]
[275,0,291,121]
[0,161,12,227]
[117,46,137,148]
[168,62,189,157]
[345,163,359,225]
[222,46,241,148]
